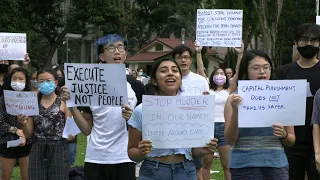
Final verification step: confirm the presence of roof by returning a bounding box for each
[126,52,169,62]
[137,38,216,54]
[127,38,217,62]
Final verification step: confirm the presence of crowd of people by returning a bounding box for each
[0,23,320,180]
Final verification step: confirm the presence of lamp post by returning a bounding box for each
[181,28,185,45]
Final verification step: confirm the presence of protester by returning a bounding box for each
[127,58,218,180]
[276,23,320,180]
[0,60,9,97]
[61,34,137,180]
[224,50,295,179]
[225,68,233,79]
[19,68,71,179]
[0,67,32,180]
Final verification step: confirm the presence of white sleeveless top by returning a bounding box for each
[209,89,229,123]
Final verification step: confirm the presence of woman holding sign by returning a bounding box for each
[127,58,218,180]
[19,68,71,180]
[224,50,295,179]
[0,67,32,180]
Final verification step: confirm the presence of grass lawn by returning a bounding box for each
[10,134,224,180]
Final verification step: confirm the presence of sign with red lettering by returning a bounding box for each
[0,33,27,60]
[4,90,39,116]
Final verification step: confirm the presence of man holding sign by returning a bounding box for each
[276,23,320,180]
[61,34,137,180]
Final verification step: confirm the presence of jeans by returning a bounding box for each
[68,142,77,165]
[139,158,197,180]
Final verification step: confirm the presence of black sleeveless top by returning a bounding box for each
[34,97,65,140]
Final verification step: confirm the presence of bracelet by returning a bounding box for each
[280,130,288,140]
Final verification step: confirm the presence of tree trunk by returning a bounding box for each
[251,0,283,66]
[44,22,76,67]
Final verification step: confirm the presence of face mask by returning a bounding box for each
[213,75,226,86]
[38,81,56,95]
[31,80,38,89]
[297,45,319,59]
[138,72,143,76]
[11,81,25,91]
[0,64,8,74]
[58,77,65,87]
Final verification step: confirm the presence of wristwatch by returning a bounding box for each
[9,127,18,134]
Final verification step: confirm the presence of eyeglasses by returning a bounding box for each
[175,56,191,61]
[248,65,272,72]
[104,45,126,53]
[299,37,319,45]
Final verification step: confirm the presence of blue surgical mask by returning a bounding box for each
[38,81,56,95]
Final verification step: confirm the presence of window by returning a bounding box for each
[155,43,163,51]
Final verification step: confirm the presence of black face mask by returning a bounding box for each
[0,64,8,74]
[297,45,319,59]
[58,77,65,87]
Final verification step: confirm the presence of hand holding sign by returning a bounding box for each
[230,94,242,109]
[60,86,70,103]
[203,138,218,154]
[23,53,30,65]
[17,114,28,125]
[194,41,203,53]
[122,104,133,121]
[19,137,26,147]
[138,140,152,156]
[234,41,244,55]
[272,124,287,139]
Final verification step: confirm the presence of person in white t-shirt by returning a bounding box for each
[171,45,209,180]
[61,34,137,180]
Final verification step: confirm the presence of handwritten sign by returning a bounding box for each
[196,9,243,47]
[4,90,39,116]
[142,95,215,148]
[0,33,26,60]
[64,63,128,107]
[238,80,307,127]
[181,79,209,95]
[317,16,320,25]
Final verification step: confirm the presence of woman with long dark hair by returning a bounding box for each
[0,67,32,180]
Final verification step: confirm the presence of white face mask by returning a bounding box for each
[11,81,26,91]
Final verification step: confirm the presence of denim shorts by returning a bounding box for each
[215,122,228,147]
[139,158,197,180]
[67,142,77,165]
[230,166,289,180]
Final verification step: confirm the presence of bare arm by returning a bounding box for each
[69,107,93,136]
[127,126,148,162]
[282,126,295,147]
[314,124,320,154]
[224,95,240,146]
[228,42,244,94]
[21,117,34,139]
[195,42,206,78]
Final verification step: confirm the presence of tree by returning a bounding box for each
[18,0,122,67]
[251,0,283,67]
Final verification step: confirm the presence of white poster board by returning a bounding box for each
[181,80,208,95]
[238,80,307,127]
[64,63,128,107]
[142,95,215,148]
[0,33,26,60]
[196,9,243,47]
[316,16,320,25]
[4,90,39,116]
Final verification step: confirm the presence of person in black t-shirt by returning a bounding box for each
[276,23,320,180]
[126,74,145,106]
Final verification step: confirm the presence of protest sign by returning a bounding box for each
[317,16,320,25]
[181,79,208,95]
[196,9,243,47]
[64,63,128,107]
[142,95,215,148]
[0,33,26,60]
[238,80,307,127]
[4,90,39,116]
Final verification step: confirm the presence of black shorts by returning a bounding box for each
[84,162,136,180]
[0,142,32,159]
